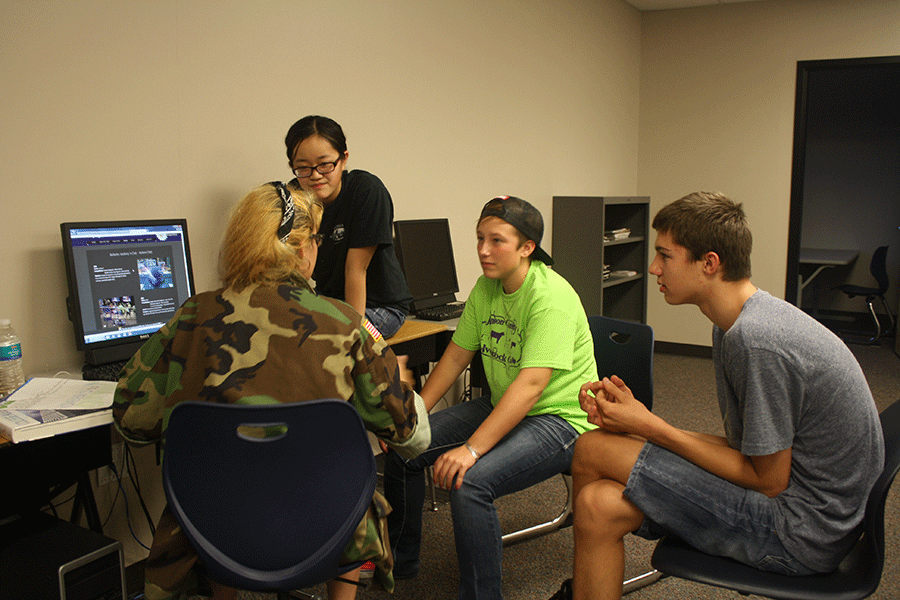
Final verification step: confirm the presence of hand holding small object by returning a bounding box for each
[593,376,653,435]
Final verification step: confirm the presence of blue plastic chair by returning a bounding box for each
[588,315,654,412]
[502,316,655,546]
[162,399,376,599]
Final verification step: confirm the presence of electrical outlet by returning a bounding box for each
[96,442,126,486]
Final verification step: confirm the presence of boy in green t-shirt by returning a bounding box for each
[384,196,597,600]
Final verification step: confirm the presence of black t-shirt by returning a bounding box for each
[311,169,411,313]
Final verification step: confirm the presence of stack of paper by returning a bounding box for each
[603,228,631,241]
[609,270,638,279]
[0,377,116,443]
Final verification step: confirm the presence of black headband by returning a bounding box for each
[269,181,295,242]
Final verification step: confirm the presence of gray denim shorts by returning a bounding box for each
[624,442,816,576]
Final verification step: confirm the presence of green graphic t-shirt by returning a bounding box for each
[452,261,597,434]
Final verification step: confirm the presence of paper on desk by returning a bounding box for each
[0,377,117,410]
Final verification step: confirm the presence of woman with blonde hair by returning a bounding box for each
[219,181,322,291]
[114,182,430,600]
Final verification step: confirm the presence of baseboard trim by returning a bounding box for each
[655,341,712,358]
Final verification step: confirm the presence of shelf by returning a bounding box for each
[552,196,649,323]
[603,273,643,288]
[603,235,645,247]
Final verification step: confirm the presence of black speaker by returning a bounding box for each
[0,513,126,600]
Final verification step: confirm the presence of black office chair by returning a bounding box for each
[647,399,900,600]
[162,399,377,600]
[501,316,654,546]
[832,245,895,344]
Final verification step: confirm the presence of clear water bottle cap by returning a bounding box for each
[0,319,9,327]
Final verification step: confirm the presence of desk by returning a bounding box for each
[388,318,449,348]
[1,424,111,532]
[387,319,451,388]
[387,318,488,396]
[798,248,859,309]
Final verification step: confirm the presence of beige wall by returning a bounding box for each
[0,0,641,562]
[0,0,641,378]
[638,0,900,346]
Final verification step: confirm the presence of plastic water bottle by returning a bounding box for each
[0,319,26,398]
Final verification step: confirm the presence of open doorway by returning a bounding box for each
[786,55,900,344]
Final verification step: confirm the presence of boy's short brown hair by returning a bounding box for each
[652,191,752,282]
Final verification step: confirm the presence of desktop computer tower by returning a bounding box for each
[0,512,126,600]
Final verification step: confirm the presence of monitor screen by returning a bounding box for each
[60,219,195,366]
[393,218,460,312]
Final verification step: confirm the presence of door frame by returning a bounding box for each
[785,55,900,305]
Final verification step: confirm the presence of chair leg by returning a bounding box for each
[502,474,573,546]
[622,569,666,594]
[866,298,882,343]
[877,294,896,334]
[426,465,438,511]
[842,297,886,345]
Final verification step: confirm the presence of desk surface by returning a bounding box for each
[387,319,449,346]
[799,248,859,266]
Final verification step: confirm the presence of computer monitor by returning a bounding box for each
[60,219,195,366]
[393,218,460,312]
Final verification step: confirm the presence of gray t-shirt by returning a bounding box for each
[713,290,884,571]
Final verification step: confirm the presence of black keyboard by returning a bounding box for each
[416,302,465,321]
[82,360,129,382]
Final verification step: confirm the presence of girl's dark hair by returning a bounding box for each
[285,115,347,161]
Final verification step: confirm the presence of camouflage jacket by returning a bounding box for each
[114,276,429,597]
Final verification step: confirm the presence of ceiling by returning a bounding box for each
[624,0,769,10]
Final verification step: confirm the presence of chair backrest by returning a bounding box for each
[860,399,900,582]
[162,399,377,592]
[869,245,890,294]
[588,316,654,411]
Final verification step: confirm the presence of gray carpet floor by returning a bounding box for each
[223,341,900,600]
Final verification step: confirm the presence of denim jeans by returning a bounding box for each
[364,306,406,339]
[625,442,818,576]
[383,395,580,600]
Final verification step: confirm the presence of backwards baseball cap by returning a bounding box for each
[479,196,553,266]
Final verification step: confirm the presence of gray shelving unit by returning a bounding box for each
[551,196,650,323]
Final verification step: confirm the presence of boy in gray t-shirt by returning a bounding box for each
[547,192,884,600]
[714,289,881,570]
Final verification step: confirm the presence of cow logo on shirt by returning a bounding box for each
[482,313,523,367]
